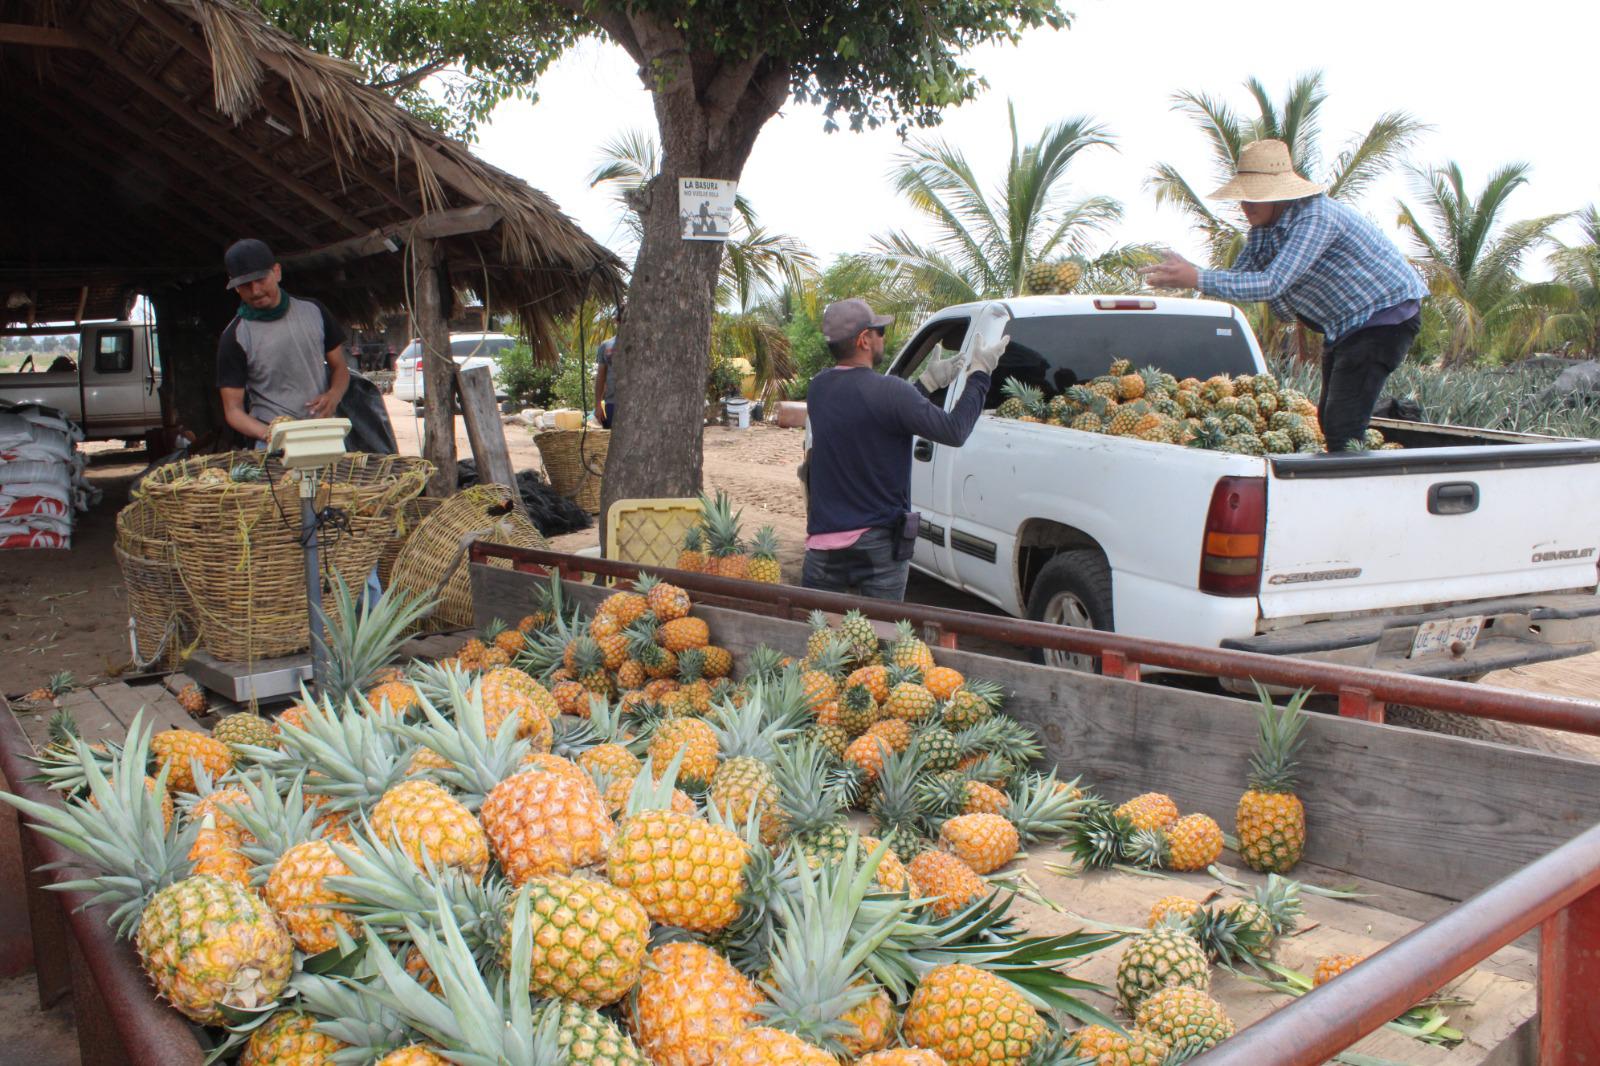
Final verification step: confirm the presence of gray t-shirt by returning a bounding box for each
[596,338,617,403]
[216,294,346,425]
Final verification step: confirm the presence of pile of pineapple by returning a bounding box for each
[996,359,1400,455]
[5,567,1373,1066]
[1022,259,1085,296]
[671,490,784,584]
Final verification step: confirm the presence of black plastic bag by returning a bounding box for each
[338,372,398,455]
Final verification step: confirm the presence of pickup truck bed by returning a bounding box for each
[888,295,1600,679]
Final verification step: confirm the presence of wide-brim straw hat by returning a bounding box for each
[1210,139,1326,202]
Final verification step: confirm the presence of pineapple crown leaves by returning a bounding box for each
[284,969,409,1062]
[246,688,416,814]
[743,644,787,683]
[1004,771,1090,843]
[1001,376,1047,413]
[385,681,528,809]
[755,840,905,1051]
[405,658,476,706]
[1029,1026,1098,1066]
[229,769,326,877]
[675,646,708,683]
[1247,682,1311,794]
[27,717,121,795]
[1121,827,1169,871]
[868,742,932,832]
[347,884,565,1065]
[708,685,800,763]
[699,489,746,556]
[622,616,670,667]
[0,712,197,936]
[620,751,689,818]
[1185,902,1274,972]
[954,751,1013,786]
[912,770,972,825]
[549,710,599,758]
[768,737,853,833]
[1064,802,1137,871]
[1248,874,1305,936]
[630,571,661,598]
[963,715,1042,766]
[805,637,851,678]
[313,574,436,704]
[328,828,511,973]
[750,525,781,559]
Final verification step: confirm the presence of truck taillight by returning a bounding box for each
[1199,476,1266,597]
[1093,298,1156,310]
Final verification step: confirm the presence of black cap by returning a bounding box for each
[224,238,276,290]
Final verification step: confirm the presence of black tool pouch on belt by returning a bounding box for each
[892,511,921,562]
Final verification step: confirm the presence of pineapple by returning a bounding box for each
[480,768,615,883]
[906,850,986,917]
[629,941,763,1066]
[1069,1024,1170,1066]
[700,490,749,579]
[718,1027,835,1064]
[883,667,936,722]
[708,683,805,843]
[1147,895,1202,928]
[0,714,292,1022]
[869,744,931,860]
[1134,986,1235,1059]
[265,839,357,954]
[177,683,207,716]
[902,963,1045,1066]
[922,664,964,702]
[937,812,1018,874]
[857,1053,948,1066]
[1314,952,1366,986]
[511,874,649,1006]
[998,378,1047,422]
[624,617,678,680]
[149,728,233,795]
[599,585,650,628]
[658,615,710,653]
[676,525,707,573]
[605,760,750,932]
[1165,812,1224,871]
[1237,686,1310,872]
[889,620,936,673]
[641,571,692,622]
[211,712,278,753]
[831,611,876,667]
[1023,260,1057,295]
[941,680,1001,730]
[804,610,837,661]
[1054,259,1083,292]
[536,998,651,1066]
[18,670,74,710]
[1115,926,1210,1012]
[239,1011,348,1064]
[1115,792,1179,831]
[837,683,880,736]
[748,526,783,583]
[648,716,720,789]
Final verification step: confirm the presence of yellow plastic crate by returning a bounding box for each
[605,497,703,569]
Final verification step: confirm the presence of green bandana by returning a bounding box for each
[238,290,290,322]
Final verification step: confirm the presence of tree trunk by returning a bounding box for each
[413,237,457,497]
[598,58,784,544]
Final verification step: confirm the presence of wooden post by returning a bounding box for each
[413,237,456,498]
[457,364,524,518]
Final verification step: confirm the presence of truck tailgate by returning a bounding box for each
[1258,441,1600,619]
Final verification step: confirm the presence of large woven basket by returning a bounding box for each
[113,498,192,670]
[388,485,549,632]
[535,428,609,513]
[377,496,443,586]
[135,451,430,663]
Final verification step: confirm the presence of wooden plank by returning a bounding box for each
[457,364,524,519]
[469,563,1600,901]
[48,692,124,753]
[413,237,456,498]
[0,751,35,979]
[280,206,504,272]
[0,23,78,47]
[92,682,198,735]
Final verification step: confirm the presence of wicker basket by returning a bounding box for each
[377,496,443,586]
[113,498,192,670]
[135,451,430,662]
[388,485,549,632]
[535,428,609,513]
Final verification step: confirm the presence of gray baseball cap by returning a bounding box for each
[821,298,893,345]
[224,238,276,290]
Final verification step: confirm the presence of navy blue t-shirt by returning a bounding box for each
[805,366,990,536]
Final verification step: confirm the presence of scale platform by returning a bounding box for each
[186,650,312,703]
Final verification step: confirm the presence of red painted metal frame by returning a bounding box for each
[472,542,1600,737]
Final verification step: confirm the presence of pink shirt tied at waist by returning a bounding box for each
[806,528,869,551]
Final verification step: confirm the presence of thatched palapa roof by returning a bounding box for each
[1,0,622,332]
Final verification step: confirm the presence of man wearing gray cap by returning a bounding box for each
[216,238,350,445]
[800,297,1005,600]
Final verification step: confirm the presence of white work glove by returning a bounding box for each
[917,355,961,392]
[967,331,1010,376]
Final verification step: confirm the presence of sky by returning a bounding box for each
[477,0,1599,284]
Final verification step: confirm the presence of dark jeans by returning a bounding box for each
[801,527,909,601]
[597,402,615,428]
[1318,315,1421,453]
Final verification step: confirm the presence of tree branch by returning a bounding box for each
[371,57,450,92]
[547,0,642,61]
[703,51,766,138]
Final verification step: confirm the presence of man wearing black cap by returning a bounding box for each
[800,297,1005,600]
[216,238,350,444]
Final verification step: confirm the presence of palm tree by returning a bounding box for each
[590,128,815,398]
[1148,71,1427,357]
[1396,162,1567,362]
[862,101,1128,313]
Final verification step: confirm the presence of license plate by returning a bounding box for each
[1409,615,1485,658]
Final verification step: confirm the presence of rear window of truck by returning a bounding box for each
[985,313,1258,407]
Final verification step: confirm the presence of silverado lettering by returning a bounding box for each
[1267,568,1363,586]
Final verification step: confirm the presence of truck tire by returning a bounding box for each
[1025,549,1114,672]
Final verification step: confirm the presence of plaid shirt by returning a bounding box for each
[1198,195,1427,344]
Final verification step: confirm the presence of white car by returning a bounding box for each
[890,295,1600,681]
[393,332,518,404]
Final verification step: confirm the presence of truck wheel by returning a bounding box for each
[1025,549,1114,672]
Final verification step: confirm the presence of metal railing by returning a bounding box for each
[471,543,1600,736]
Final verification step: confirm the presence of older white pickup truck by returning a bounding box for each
[889,295,1600,680]
[0,321,163,442]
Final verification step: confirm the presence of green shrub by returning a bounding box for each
[496,343,558,408]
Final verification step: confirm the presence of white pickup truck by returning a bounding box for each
[890,295,1600,681]
[0,322,163,443]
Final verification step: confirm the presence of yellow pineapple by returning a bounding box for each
[1147,895,1202,928]
[675,525,707,573]
[907,850,986,918]
[628,942,762,1066]
[658,615,710,653]
[1115,926,1210,1012]
[512,874,649,1007]
[1070,1024,1169,1066]
[647,717,720,789]
[938,811,1019,874]
[150,728,233,794]
[606,771,749,933]
[240,1011,348,1065]
[1237,687,1309,872]
[922,664,964,702]
[641,572,692,621]
[746,525,783,584]
[264,839,356,954]
[1116,792,1179,831]
[883,668,936,722]
[1314,952,1366,986]
[367,679,421,716]
[1165,812,1224,871]
[903,962,1045,1066]
[177,683,207,716]
[857,1052,950,1066]
[718,1027,835,1065]
[1134,986,1235,1059]
[479,768,614,884]
[889,620,936,673]
[369,779,490,881]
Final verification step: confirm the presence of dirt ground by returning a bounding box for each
[3,396,1598,764]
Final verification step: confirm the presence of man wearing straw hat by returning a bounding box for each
[1141,139,1427,453]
